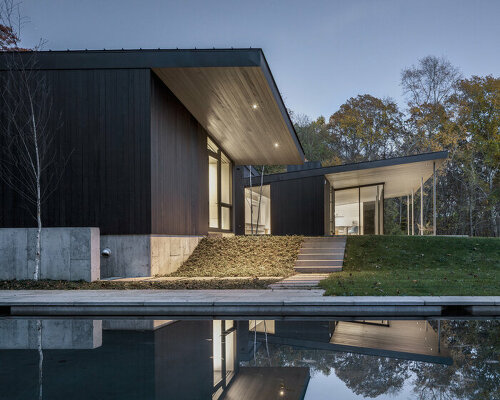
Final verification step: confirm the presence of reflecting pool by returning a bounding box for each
[0,318,498,399]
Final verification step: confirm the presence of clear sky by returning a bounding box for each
[18,0,500,119]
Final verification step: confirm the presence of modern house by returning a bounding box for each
[236,151,448,236]
[0,48,305,278]
[0,48,448,280]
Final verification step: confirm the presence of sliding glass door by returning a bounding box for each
[208,137,232,232]
[334,184,384,235]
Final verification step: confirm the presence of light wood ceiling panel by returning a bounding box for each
[326,158,446,198]
[153,66,303,165]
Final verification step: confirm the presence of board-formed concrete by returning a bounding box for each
[0,290,498,317]
[0,227,99,281]
[100,235,203,278]
[0,319,102,349]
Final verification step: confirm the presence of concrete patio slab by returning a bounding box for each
[0,290,498,317]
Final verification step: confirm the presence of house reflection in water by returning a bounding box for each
[251,320,452,365]
[0,319,451,399]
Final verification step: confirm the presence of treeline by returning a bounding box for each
[291,56,499,237]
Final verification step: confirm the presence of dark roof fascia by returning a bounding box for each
[0,48,264,71]
[243,150,448,187]
[258,51,305,161]
[0,48,305,162]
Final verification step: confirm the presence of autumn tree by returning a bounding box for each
[327,94,404,163]
[447,76,500,236]
[293,113,336,164]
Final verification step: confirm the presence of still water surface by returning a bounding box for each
[0,318,498,399]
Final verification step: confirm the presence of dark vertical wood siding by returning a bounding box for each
[324,179,331,235]
[0,68,152,234]
[150,72,209,235]
[270,176,325,235]
[233,166,245,235]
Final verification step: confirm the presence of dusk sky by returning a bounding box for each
[19,0,500,119]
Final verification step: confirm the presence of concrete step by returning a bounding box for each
[299,249,344,260]
[297,254,343,261]
[268,273,330,289]
[303,238,344,241]
[303,239,346,244]
[294,266,342,273]
[302,243,345,248]
[295,260,343,267]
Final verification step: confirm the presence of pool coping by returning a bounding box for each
[0,290,499,317]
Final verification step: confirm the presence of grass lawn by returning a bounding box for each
[319,235,500,296]
[168,235,303,277]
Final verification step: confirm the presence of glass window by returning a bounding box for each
[334,188,359,235]
[212,320,222,386]
[221,206,231,230]
[207,136,219,153]
[221,153,231,205]
[244,185,271,234]
[209,156,218,229]
[207,137,232,231]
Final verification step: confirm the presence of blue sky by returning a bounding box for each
[19,0,500,119]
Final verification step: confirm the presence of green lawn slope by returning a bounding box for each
[320,235,500,296]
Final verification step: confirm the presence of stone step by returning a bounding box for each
[297,254,343,261]
[295,260,343,267]
[294,266,342,273]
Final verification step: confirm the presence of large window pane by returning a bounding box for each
[221,153,231,204]
[334,188,359,235]
[244,185,271,234]
[360,186,377,235]
[207,138,232,231]
[207,136,219,153]
[209,156,218,228]
[221,206,231,230]
[212,320,222,386]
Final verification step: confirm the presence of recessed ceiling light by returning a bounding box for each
[252,103,258,109]
[274,142,279,148]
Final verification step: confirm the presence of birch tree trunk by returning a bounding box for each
[32,103,42,280]
[37,319,43,400]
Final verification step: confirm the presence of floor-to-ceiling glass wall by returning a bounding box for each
[334,184,384,235]
[208,137,233,232]
[244,184,271,234]
[334,188,359,235]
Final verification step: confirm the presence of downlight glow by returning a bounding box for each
[252,103,258,109]
[274,142,279,148]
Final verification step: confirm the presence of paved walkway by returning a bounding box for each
[103,276,283,282]
[269,273,330,289]
[271,236,347,289]
[0,290,498,317]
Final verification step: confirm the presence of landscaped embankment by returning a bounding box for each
[320,235,500,296]
[168,235,303,277]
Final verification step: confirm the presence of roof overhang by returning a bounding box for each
[325,152,448,198]
[0,48,304,165]
[244,151,448,196]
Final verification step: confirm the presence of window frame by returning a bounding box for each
[208,137,233,232]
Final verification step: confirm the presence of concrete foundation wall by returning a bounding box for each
[0,227,100,281]
[100,235,203,278]
[103,320,175,331]
[0,319,102,349]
